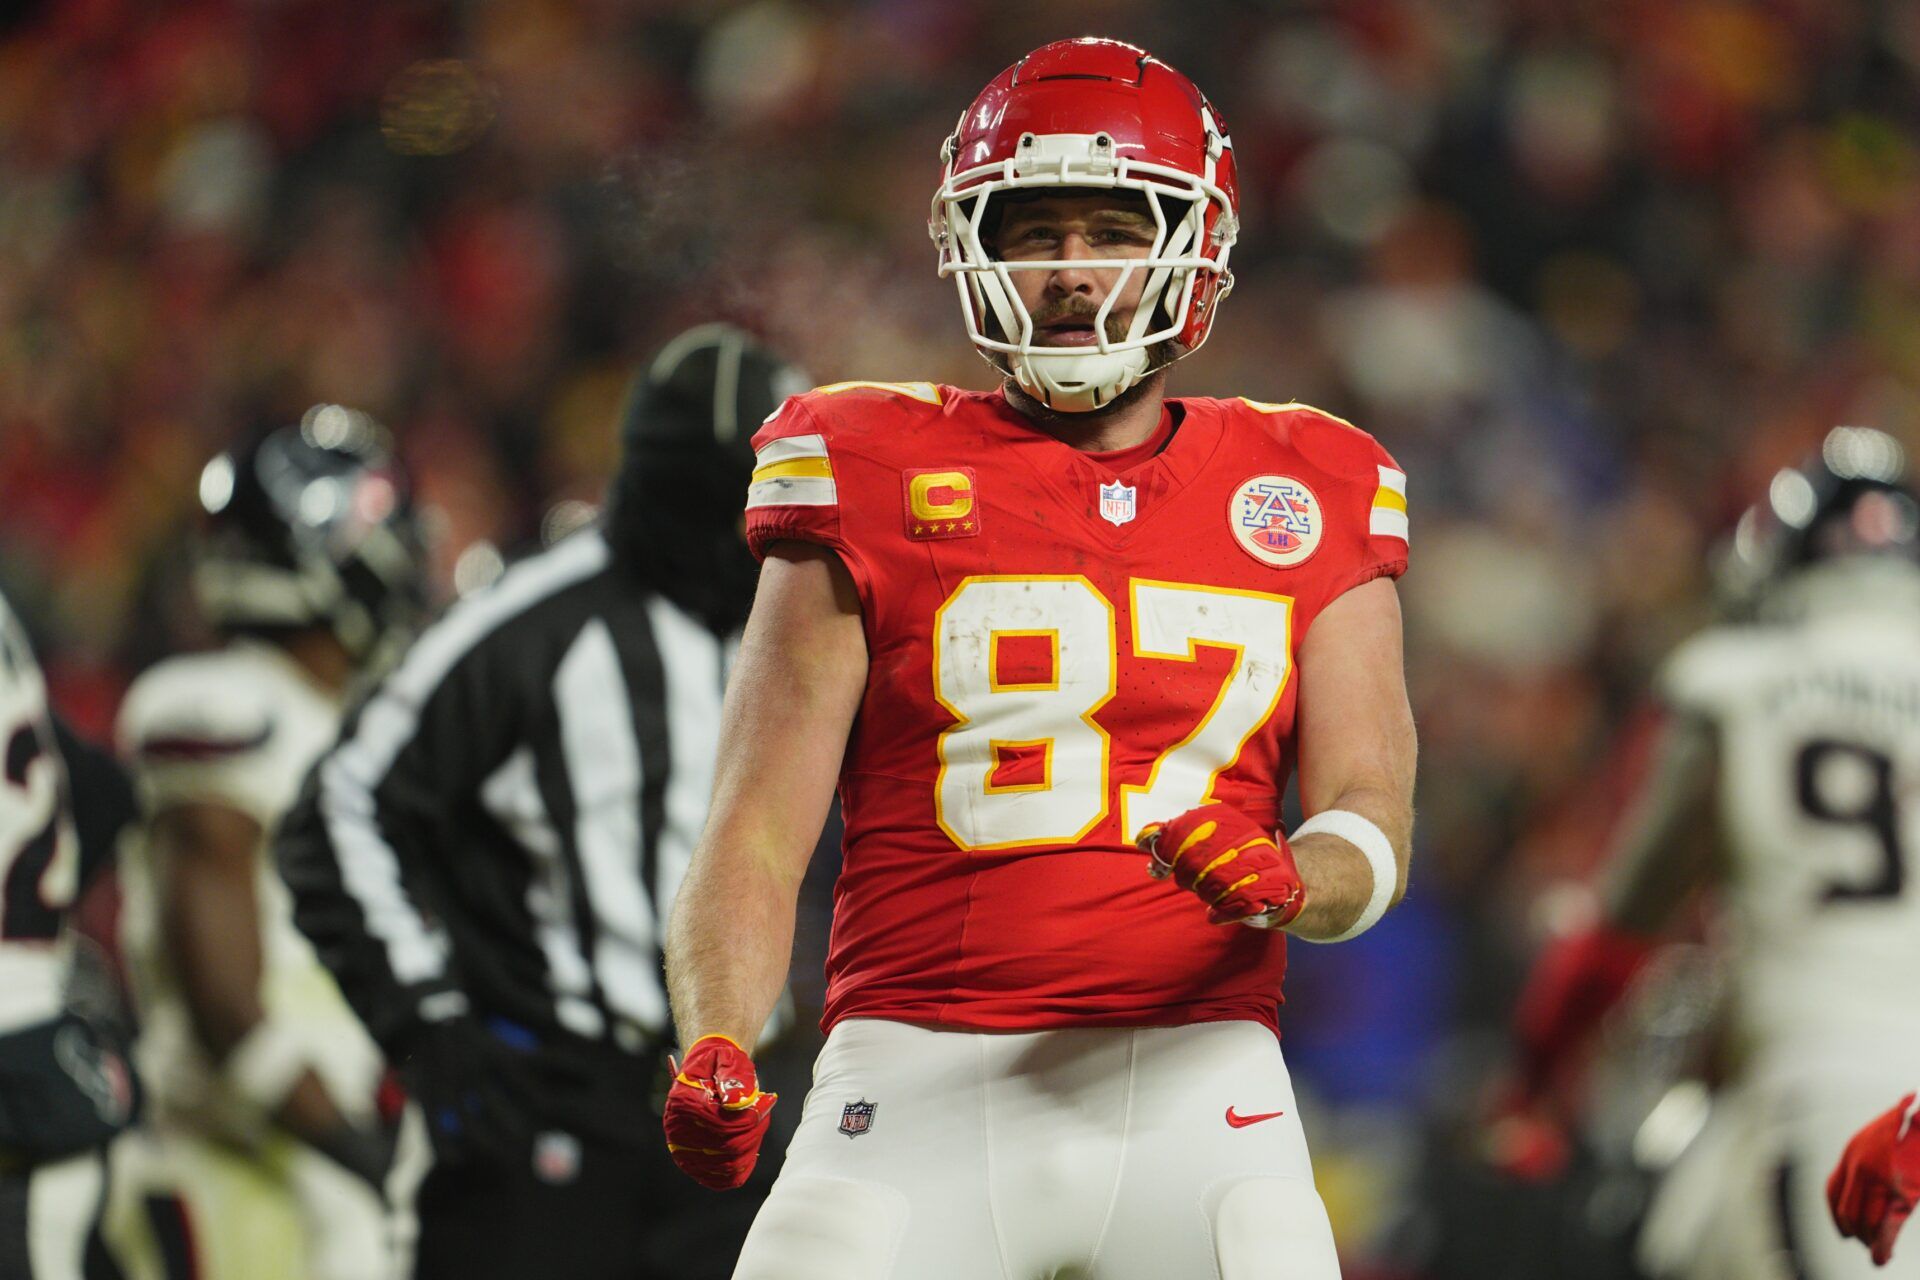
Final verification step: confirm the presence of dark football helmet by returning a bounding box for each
[1717,425,1920,612]
[193,405,430,659]
[604,323,808,634]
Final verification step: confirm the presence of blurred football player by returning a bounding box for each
[663,39,1416,1280]
[1503,426,1920,1279]
[0,589,139,1280]
[276,325,809,1279]
[105,409,429,1280]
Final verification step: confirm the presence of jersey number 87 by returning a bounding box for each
[931,575,1292,850]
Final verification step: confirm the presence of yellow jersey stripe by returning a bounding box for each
[751,457,833,484]
[1372,487,1408,514]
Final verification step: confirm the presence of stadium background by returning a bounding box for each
[4,0,1918,1275]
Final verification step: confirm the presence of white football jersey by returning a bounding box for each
[1659,558,1920,1090]
[0,592,80,1032]
[116,639,381,1137]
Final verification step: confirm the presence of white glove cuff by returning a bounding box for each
[1291,808,1397,943]
[225,1019,310,1113]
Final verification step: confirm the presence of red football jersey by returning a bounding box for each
[746,383,1409,1035]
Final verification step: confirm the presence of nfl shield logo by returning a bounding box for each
[1098,481,1137,527]
[839,1098,877,1138]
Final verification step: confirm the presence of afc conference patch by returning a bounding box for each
[839,1098,877,1138]
[1229,474,1323,568]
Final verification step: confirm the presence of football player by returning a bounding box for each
[0,589,139,1280]
[662,39,1416,1280]
[105,409,429,1280]
[1502,426,1920,1279]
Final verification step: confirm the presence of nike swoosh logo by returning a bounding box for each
[1225,1107,1286,1129]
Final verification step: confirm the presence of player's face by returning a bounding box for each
[994,193,1157,347]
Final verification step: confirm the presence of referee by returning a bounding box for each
[276,324,808,1279]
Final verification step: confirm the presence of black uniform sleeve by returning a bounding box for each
[50,715,136,893]
[277,620,522,1051]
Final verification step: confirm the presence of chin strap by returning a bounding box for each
[1013,347,1152,413]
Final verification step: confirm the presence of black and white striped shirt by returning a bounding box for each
[277,529,728,1103]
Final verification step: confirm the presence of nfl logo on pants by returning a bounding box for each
[839,1098,877,1138]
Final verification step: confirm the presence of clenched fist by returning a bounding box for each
[1137,804,1306,927]
[663,1035,778,1190]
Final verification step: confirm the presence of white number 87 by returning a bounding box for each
[931,576,1293,849]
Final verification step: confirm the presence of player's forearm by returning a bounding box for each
[664,835,804,1051]
[164,856,268,1057]
[1284,785,1411,941]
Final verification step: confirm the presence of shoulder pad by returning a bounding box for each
[1656,626,1777,715]
[117,650,281,767]
[752,382,950,454]
[1233,398,1394,481]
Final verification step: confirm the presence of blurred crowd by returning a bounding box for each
[5,0,1920,1274]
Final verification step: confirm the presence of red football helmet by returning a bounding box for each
[930,39,1240,412]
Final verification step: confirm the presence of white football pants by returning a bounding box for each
[733,1018,1341,1280]
[0,1151,103,1280]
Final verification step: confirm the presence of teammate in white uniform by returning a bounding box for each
[105,409,429,1280]
[0,588,137,1280]
[1507,426,1920,1280]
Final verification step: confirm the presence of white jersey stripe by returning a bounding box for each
[1370,508,1409,542]
[646,597,727,965]
[478,746,603,1038]
[753,434,830,466]
[748,475,838,509]
[553,619,662,1029]
[1376,465,1407,496]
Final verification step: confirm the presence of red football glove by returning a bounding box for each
[662,1034,778,1191]
[1829,1092,1920,1266]
[1136,804,1305,927]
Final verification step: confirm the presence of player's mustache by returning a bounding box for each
[1029,299,1128,342]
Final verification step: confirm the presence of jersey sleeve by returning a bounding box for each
[744,392,881,611]
[1284,405,1410,601]
[745,394,848,560]
[115,657,288,823]
[1362,446,1411,586]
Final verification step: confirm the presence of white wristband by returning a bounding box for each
[225,1019,310,1112]
[1291,809,1397,943]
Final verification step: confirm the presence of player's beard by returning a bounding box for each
[989,299,1183,423]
